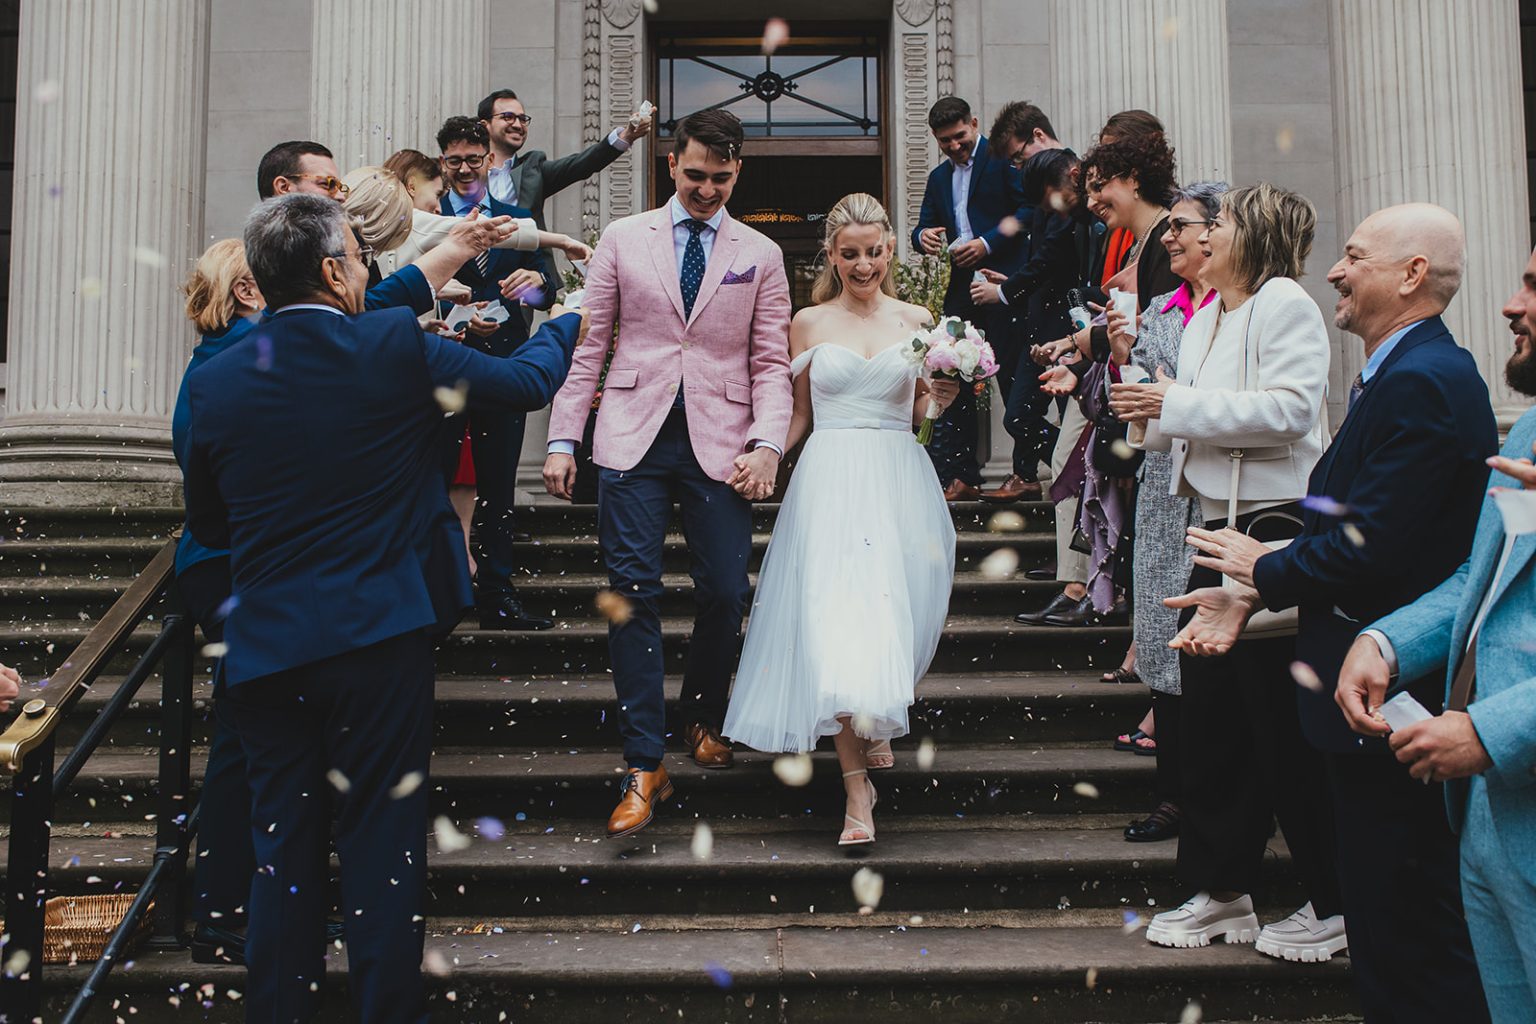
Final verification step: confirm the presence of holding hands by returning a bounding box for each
[728,447,780,502]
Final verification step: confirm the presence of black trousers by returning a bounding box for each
[1148,688,1182,808]
[998,324,1056,481]
[466,327,531,598]
[927,303,1013,487]
[1175,505,1341,914]
[1328,751,1491,1023]
[224,631,434,1024]
[597,408,753,764]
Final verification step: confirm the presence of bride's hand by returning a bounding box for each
[926,378,961,413]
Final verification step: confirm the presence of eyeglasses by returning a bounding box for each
[285,173,349,197]
[328,245,376,270]
[491,112,533,126]
[1168,217,1212,234]
[441,154,488,170]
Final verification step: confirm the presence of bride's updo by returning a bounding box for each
[811,192,899,305]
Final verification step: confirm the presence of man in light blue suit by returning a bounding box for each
[1337,246,1536,1023]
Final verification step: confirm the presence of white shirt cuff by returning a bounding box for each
[548,440,578,456]
[751,440,783,457]
[979,236,992,254]
[608,127,630,152]
[995,284,1008,305]
[1361,629,1400,678]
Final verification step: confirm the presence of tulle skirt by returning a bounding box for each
[722,425,956,753]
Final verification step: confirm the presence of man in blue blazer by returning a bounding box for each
[1335,245,1536,1023]
[180,193,583,1022]
[1174,205,1495,1018]
[911,97,1031,498]
[437,116,561,629]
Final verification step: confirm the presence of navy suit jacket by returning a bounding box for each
[439,192,557,347]
[1252,317,1498,751]
[179,304,580,686]
[910,136,1030,313]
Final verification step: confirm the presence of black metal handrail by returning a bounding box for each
[0,538,198,1024]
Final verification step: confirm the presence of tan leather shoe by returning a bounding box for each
[980,474,1044,502]
[607,765,674,838]
[684,722,735,769]
[942,479,982,501]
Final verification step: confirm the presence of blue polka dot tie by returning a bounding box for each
[680,219,707,320]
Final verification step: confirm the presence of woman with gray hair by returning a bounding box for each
[1115,181,1226,844]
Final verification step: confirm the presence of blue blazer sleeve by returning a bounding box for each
[422,311,581,410]
[180,399,230,554]
[913,166,945,250]
[365,264,433,315]
[979,162,1030,260]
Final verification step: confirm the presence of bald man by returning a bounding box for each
[1174,203,1495,1017]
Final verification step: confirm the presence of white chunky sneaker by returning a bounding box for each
[1145,891,1260,948]
[1255,902,1348,963]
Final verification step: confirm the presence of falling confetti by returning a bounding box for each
[434,815,472,853]
[1301,494,1351,516]
[916,736,936,771]
[761,18,790,54]
[691,821,714,861]
[1072,781,1099,799]
[997,215,1022,237]
[986,510,1026,533]
[476,817,506,840]
[1120,911,1145,935]
[595,589,633,625]
[1275,124,1296,155]
[1160,14,1179,40]
[642,0,658,12]
[326,769,351,793]
[33,80,60,104]
[1342,523,1366,548]
[704,961,732,988]
[772,753,814,787]
[978,548,1019,580]
[1084,966,1098,990]
[132,246,168,270]
[1109,438,1136,461]
[434,381,469,414]
[1289,661,1324,692]
[423,949,452,976]
[1181,1001,1204,1024]
[390,771,425,799]
[851,867,884,911]
[201,642,229,658]
[80,277,103,300]
[852,712,877,736]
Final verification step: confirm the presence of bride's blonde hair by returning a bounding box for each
[811,192,899,305]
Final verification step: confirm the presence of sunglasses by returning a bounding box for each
[1168,217,1212,234]
[285,173,349,197]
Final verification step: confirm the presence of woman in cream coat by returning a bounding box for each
[1113,183,1347,964]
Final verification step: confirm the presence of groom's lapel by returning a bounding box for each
[686,209,740,326]
[646,207,688,324]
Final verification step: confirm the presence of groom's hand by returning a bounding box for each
[543,453,578,501]
[728,448,779,501]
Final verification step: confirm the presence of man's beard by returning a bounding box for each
[1506,334,1536,397]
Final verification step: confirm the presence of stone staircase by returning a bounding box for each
[0,501,1359,1022]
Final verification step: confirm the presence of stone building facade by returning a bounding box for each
[1,0,1531,505]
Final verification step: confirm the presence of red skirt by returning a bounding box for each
[452,425,475,486]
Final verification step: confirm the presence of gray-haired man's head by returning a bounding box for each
[243,193,369,314]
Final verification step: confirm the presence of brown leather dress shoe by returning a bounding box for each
[685,722,735,769]
[942,479,982,501]
[980,474,1044,502]
[607,765,674,838]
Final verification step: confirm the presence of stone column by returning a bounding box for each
[0,0,212,506]
[1051,0,1233,180]
[311,0,490,168]
[1329,0,1531,429]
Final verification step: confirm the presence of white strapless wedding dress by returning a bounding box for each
[722,341,956,753]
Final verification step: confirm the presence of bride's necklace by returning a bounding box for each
[839,296,884,321]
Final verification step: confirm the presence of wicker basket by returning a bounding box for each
[12,894,153,964]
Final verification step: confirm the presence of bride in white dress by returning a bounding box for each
[722,193,959,847]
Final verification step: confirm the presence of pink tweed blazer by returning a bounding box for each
[546,205,793,482]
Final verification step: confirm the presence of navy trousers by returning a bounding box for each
[998,326,1057,481]
[177,556,256,930]
[1328,751,1491,1023]
[927,304,1013,487]
[597,408,753,765]
[467,327,529,598]
[224,631,434,1024]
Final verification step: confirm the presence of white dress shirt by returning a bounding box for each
[488,128,631,206]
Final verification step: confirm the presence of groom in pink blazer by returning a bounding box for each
[543,110,792,837]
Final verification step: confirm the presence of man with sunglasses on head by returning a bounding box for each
[480,88,652,231]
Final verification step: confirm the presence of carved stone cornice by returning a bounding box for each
[602,0,641,28]
[936,0,954,97]
[896,0,935,24]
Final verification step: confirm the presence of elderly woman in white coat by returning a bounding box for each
[1112,183,1347,964]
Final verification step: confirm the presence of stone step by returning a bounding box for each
[28,924,1357,1023]
[61,672,1151,749]
[11,745,1158,824]
[30,821,1297,919]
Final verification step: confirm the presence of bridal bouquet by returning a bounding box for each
[903,316,999,444]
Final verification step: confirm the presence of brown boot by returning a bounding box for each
[607,765,674,838]
[684,722,735,769]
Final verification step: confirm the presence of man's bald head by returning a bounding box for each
[1327,203,1466,347]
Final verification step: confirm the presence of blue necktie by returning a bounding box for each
[680,219,707,319]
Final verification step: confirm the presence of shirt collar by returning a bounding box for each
[448,187,489,216]
[669,194,725,234]
[270,303,345,317]
[951,136,981,170]
[1158,282,1218,325]
[1362,319,1424,383]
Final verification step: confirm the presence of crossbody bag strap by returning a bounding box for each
[1225,294,1260,525]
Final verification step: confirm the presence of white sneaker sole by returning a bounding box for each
[1254,932,1348,963]
[1146,912,1260,948]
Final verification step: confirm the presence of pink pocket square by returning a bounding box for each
[721,266,756,285]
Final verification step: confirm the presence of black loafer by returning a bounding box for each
[1024,564,1058,581]
[1042,595,1096,627]
[191,923,247,965]
[1014,591,1077,626]
[1125,803,1180,843]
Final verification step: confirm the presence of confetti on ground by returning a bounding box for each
[1072,781,1099,799]
[851,867,884,911]
[761,18,789,54]
[1289,660,1324,692]
[916,736,936,771]
[390,771,425,799]
[978,548,1019,580]
[691,822,714,861]
[773,753,814,787]
[434,815,472,853]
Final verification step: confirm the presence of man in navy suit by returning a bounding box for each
[911,97,1030,499]
[436,115,560,630]
[179,193,583,1021]
[1173,205,1494,1018]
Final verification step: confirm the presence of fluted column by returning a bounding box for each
[1051,0,1232,180]
[1329,0,1531,429]
[0,0,211,505]
[311,0,490,167]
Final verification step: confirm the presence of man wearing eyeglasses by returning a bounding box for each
[479,88,652,230]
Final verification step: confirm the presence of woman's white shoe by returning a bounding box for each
[1145,891,1260,948]
[838,769,878,846]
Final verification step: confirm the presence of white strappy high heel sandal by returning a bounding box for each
[838,768,878,846]
[865,739,895,771]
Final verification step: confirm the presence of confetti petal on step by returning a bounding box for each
[977,547,1019,580]
[773,753,814,787]
[916,736,936,771]
[201,642,229,658]
[595,588,632,625]
[390,770,424,799]
[761,18,790,54]
[1289,660,1324,692]
[691,822,714,861]
[434,815,472,853]
[986,510,1026,533]
[852,867,884,911]
[1342,523,1366,548]
[326,769,351,793]
[1072,781,1099,799]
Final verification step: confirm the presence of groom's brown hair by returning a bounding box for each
[673,109,744,163]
